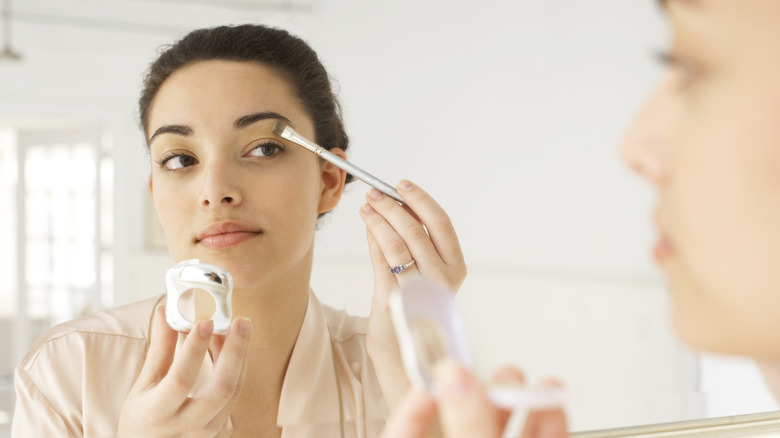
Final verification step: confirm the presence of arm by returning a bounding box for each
[12,366,79,438]
[359,180,467,410]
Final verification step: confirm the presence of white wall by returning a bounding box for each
[2,0,777,433]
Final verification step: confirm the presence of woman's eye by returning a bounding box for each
[159,154,197,171]
[248,141,284,158]
[656,51,702,90]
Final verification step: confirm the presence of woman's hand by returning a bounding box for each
[117,305,252,437]
[360,180,467,408]
[381,360,568,438]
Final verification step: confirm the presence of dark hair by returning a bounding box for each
[139,24,353,184]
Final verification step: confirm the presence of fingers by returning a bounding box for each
[365,228,417,290]
[395,180,464,267]
[359,180,466,287]
[492,366,527,384]
[211,332,227,365]
[120,312,252,436]
[521,379,568,438]
[158,319,214,403]
[491,366,526,428]
[195,317,252,420]
[361,194,426,280]
[136,305,179,389]
[380,388,437,438]
[433,359,505,438]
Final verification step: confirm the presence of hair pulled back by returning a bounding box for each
[139,24,353,183]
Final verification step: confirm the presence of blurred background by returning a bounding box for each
[0,0,777,435]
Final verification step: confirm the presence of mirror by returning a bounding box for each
[1,0,778,435]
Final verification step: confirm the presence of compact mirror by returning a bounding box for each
[390,277,565,410]
[164,259,233,334]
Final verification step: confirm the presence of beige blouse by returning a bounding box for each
[12,291,388,437]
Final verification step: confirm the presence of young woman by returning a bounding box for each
[382,0,780,436]
[12,25,466,437]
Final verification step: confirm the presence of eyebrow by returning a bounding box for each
[657,0,700,11]
[148,125,193,143]
[234,111,292,130]
[148,111,293,143]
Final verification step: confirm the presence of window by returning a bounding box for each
[0,126,113,434]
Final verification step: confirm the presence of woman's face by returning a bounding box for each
[622,0,780,360]
[147,60,344,289]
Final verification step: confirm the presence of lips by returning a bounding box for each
[196,221,262,249]
[653,211,674,261]
[653,234,673,261]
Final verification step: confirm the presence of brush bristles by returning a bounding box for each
[270,120,287,136]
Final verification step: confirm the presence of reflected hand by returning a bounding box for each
[381,360,568,438]
[117,305,251,437]
[360,180,467,408]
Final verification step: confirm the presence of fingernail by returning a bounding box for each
[434,359,472,400]
[368,189,383,200]
[398,180,413,192]
[198,320,214,338]
[361,203,375,214]
[238,318,252,336]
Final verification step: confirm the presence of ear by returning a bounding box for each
[318,148,348,214]
[148,175,154,198]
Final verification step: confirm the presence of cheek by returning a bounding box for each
[667,80,780,354]
[151,179,193,255]
[262,159,323,224]
[681,83,780,268]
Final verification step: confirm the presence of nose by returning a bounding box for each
[620,81,672,185]
[198,159,243,208]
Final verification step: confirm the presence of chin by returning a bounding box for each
[669,293,729,354]
[672,298,780,360]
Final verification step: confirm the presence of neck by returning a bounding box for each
[229,246,314,410]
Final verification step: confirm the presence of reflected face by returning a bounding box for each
[147,60,342,289]
[622,0,780,360]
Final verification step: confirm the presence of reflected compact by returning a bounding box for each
[164,259,233,334]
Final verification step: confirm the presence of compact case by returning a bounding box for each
[165,259,233,334]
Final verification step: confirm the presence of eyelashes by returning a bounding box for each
[155,140,287,172]
[156,151,196,171]
[247,139,286,158]
[655,50,703,89]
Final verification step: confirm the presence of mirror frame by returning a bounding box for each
[572,411,780,437]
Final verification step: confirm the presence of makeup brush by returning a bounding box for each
[271,121,404,204]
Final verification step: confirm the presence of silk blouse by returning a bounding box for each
[12,291,388,437]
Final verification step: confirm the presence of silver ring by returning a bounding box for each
[390,259,416,275]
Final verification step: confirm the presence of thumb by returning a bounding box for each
[433,359,505,438]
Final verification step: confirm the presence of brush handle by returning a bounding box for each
[278,125,405,204]
[319,149,405,204]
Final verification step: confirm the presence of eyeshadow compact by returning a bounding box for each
[389,277,565,410]
[164,259,233,335]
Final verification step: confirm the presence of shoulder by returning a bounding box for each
[19,296,162,373]
[14,297,162,436]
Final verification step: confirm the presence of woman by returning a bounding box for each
[382,0,780,436]
[12,25,466,437]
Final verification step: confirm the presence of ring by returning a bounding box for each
[390,259,415,275]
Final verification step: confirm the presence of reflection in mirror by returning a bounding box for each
[1,0,779,436]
